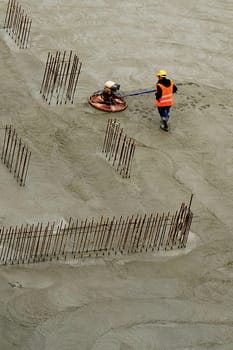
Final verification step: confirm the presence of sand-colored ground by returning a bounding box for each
[0,1,233,349]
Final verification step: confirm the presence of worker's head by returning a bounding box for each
[156,69,167,79]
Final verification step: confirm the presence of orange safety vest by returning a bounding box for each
[155,81,174,107]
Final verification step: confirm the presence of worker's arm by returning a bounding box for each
[155,85,162,100]
[173,85,178,93]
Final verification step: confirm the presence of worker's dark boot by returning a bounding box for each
[160,120,169,132]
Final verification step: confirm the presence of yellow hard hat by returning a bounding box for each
[156,69,167,77]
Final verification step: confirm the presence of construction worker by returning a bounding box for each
[155,70,177,131]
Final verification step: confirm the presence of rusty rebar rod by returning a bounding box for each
[158,213,169,249]
[62,218,72,256]
[44,51,59,100]
[110,122,120,159]
[16,8,23,45]
[82,221,91,253]
[1,125,8,161]
[105,119,115,157]
[3,125,12,165]
[102,119,111,153]
[182,211,193,248]
[6,127,15,168]
[4,0,11,28]
[10,2,18,38]
[126,139,135,178]
[28,223,38,261]
[14,5,21,40]
[71,60,82,104]
[60,51,73,104]
[99,217,109,251]
[42,55,54,98]
[23,18,32,49]
[117,134,127,172]
[7,0,15,31]
[120,216,131,252]
[142,213,153,249]
[2,228,10,263]
[50,50,66,104]
[47,51,61,103]
[66,55,78,102]
[108,122,116,160]
[112,216,123,252]
[13,224,22,261]
[74,219,83,254]
[23,224,33,262]
[56,59,67,104]
[108,120,119,161]
[72,219,79,254]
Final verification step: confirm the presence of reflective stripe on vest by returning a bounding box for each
[155,81,174,107]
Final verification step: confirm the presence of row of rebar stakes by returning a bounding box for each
[40,50,82,105]
[103,119,136,178]
[4,0,32,49]
[0,197,193,265]
[1,125,31,186]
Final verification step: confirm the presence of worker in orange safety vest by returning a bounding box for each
[155,70,177,132]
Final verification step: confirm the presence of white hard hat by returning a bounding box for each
[104,80,116,88]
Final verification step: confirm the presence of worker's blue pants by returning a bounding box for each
[157,106,171,122]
